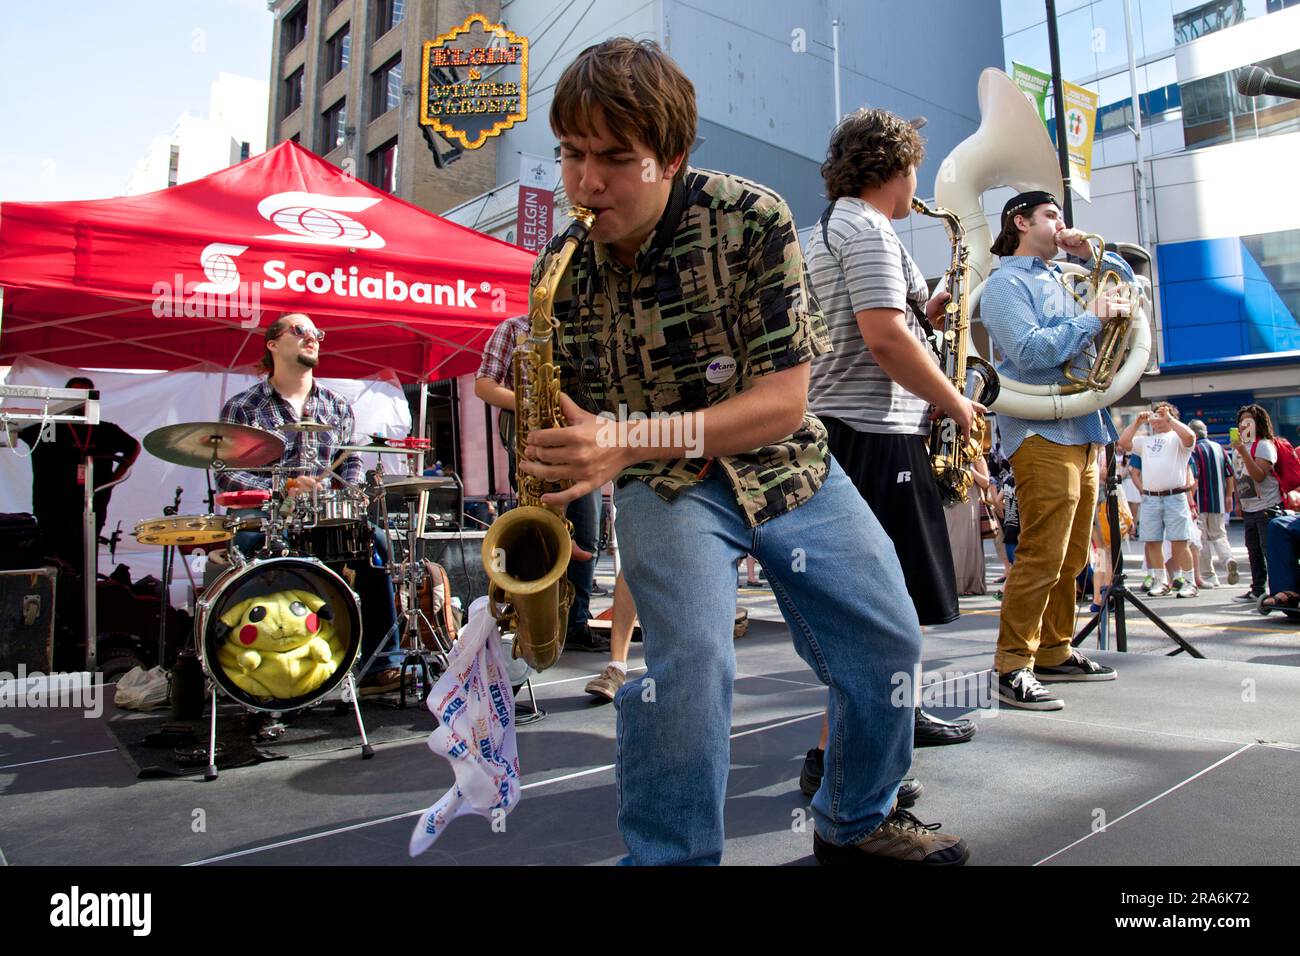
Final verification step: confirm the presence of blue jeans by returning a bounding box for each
[1266,514,1300,596]
[612,459,922,865]
[565,489,601,634]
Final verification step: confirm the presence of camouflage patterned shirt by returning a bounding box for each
[533,167,832,527]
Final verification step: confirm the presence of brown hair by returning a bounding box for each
[1237,403,1275,440]
[550,38,697,183]
[1151,401,1180,421]
[990,203,1052,257]
[820,108,925,201]
[258,312,308,375]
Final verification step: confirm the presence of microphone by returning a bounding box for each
[1236,65,1300,100]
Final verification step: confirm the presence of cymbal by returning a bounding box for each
[144,421,285,469]
[381,475,447,494]
[282,420,332,433]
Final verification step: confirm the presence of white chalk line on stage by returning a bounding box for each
[184,710,822,866]
[529,666,646,690]
[0,748,118,771]
[1034,743,1256,866]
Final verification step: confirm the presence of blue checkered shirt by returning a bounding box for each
[982,253,1132,458]
[216,378,363,491]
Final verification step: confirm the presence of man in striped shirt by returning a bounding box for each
[1189,419,1238,588]
[805,108,982,765]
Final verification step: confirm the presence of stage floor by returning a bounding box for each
[3,576,1299,866]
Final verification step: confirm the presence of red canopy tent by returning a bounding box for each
[0,141,534,382]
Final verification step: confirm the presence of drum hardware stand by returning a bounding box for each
[375,464,452,708]
[515,677,544,725]
[201,670,374,780]
[1073,442,1204,658]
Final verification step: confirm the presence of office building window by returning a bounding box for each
[1180,47,1300,148]
[282,2,308,55]
[282,67,304,118]
[374,0,406,38]
[167,144,179,187]
[371,56,402,115]
[367,139,399,193]
[326,0,347,11]
[240,141,251,161]
[325,26,350,79]
[321,100,347,153]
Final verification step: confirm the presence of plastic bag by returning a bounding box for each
[113,665,171,711]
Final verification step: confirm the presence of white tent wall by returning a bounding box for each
[1,357,411,608]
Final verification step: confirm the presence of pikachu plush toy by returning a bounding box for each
[216,590,347,700]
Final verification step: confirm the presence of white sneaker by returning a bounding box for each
[1148,581,1172,597]
[1203,575,1221,589]
[1226,560,1240,585]
[1176,581,1199,599]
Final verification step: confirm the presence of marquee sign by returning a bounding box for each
[420,14,528,150]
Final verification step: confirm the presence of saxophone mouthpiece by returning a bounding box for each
[564,205,597,240]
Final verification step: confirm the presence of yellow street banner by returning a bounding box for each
[1061,79,1098,203]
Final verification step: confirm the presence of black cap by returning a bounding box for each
[1001,190,1058,229]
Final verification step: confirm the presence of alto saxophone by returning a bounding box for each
[481,206,596,672]
[910,197,999,504]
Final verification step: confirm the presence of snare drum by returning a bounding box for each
[290,520,374,564]
[313,489,369,526]
[195,556,362,712]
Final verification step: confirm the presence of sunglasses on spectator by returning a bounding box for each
[279,324,325,343]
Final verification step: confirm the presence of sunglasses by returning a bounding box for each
[279,323,325,343]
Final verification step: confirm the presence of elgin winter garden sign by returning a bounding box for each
[420,14,528,150]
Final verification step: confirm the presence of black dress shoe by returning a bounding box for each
[799,747,921,808]
[914,708,976,747]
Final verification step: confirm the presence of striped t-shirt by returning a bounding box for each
[805,197,934,435]
[1190,437,1232,514]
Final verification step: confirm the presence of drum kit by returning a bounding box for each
[134,419,463,781]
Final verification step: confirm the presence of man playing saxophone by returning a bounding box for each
[517,39,967,866]
[981,192,1134,709]
[802,108,982,802]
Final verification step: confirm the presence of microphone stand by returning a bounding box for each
[1073,442,1203,657]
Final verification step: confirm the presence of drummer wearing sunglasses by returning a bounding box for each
[218,312,360,496]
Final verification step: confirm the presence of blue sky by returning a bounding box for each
[0,0,273,202]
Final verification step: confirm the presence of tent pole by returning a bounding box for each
[418,380,428,474]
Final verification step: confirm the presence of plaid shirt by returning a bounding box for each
[477,315,530,388]
[216,378,363,492]
[537,167,832,527]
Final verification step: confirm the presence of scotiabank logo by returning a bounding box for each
[255,191,386,249]
[193,242,249,294]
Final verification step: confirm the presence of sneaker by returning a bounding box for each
[1234,590,1263,603]
[1171,577,1186,591]
[565,625,611,653]
[812,809,968,866]
[797,748,920,807]
[996,668,1064,710]
[1034,651,1117,682]
[1226,559,1240,585]
[1148,581,1172,597]
[1141,574,1155,591]
[584,664,626,701]
[1176,580,1199,599]
[1203,575,1221,589]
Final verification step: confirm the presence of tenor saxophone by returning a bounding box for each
[481,206,596,671]
[911,197,999,504]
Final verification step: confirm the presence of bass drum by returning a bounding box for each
[195,556,362,712]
